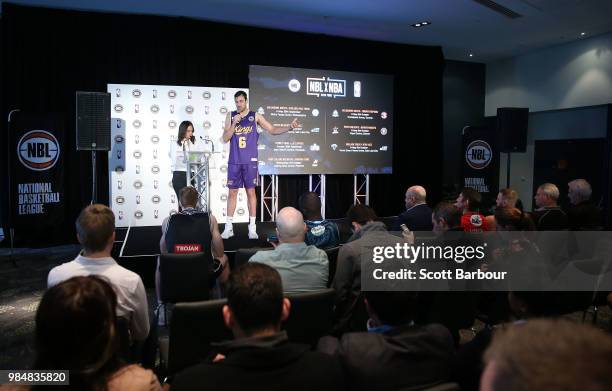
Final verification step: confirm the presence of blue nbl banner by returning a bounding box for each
[461,125,499,205]
[9,112,65,228]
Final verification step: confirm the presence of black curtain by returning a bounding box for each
[1,3,444,246]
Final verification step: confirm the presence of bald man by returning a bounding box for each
[249,207,329,293]
[393,185,433,231]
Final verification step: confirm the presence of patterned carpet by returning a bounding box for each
[0,246,160,370]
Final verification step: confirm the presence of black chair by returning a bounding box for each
[324,246,341,287]
[377,215,398,230]
[165,299,231,376]
[164,288,335,375]
[234,247,272,268]
[283,288,335,346]
[157,252,211,326]
[329,217,352,244]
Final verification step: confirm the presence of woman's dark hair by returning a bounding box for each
[176,120,195,146]
[33,276,123,391]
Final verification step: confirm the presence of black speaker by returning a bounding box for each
[497,107,528,153]
[76,91,111,151]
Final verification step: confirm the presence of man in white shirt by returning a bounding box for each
[47,204,150,342]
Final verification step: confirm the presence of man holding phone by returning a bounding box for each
[249,207,328,294]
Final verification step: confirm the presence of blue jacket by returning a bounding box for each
[305,220,340,249]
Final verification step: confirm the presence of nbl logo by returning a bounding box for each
[114,104,123,113]
[288,79,301,92]
[17,130,60,171]
[132,89,142,97]
[466,140,492,170]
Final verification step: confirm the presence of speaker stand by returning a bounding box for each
[506,152,512,189]
[91,150,97,204]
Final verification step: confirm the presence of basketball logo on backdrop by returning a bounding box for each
[150,105,160,113]
[114,104,123,113]
[132,89,142,98]
[288,79,301,93]
[465,140,492,170]
[17,130,60,171]
[168,90,177,98]
[203,91,211,99]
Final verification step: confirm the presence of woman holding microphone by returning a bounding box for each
[169,120,197,200]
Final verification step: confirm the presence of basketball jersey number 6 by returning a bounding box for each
[239,136,247,148]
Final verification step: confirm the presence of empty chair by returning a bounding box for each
[283,288,335,346]
[157,252,211,325]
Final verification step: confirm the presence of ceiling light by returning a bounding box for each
[469,53,474,57]
[580,32,586,36]
[411,21,431,28]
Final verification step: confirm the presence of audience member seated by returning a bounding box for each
[47,204,149,343]
[4,276,161,391]
[170,263,344,391]
[318,291,454,391]
[485,188,520,230]
[299,191,340,248]
[454,291,574,391]
[431,201,462,234]
[249,207,328,294]
[333,205,405,333]
[455,187,490,232]
[531,183,568,230]
[480,319,612,391]
[567,179,603,230]
[158,186,229,301]
[392,185,433,232]
[420,202,479,344]
[495,207,535,231]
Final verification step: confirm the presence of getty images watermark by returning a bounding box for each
[360,231,612,292]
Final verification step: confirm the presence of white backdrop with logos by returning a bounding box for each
[108,84,250,227]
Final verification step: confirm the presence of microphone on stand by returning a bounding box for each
[200,135,215,153]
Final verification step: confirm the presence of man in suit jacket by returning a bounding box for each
[393,185,433,231]
[171,263,344,391]
[318,291,454,391]
[531,183,568,230]
[567,179,603,230]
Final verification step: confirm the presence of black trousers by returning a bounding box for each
[172,171,187,199]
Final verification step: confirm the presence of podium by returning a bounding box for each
[185,151,216,212]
